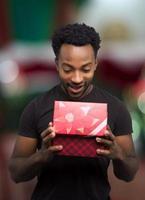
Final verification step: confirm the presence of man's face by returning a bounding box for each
[56,44,97,99]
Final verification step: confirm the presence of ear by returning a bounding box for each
[94,59,98,70]
[55,58,59,71]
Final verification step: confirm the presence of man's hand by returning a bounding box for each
[9,122,63,183]
[38,122,63,163]
[96,126,139,181]
[96,127,125,160]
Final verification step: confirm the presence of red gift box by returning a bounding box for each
[53,101,107,157]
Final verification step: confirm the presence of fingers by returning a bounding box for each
[96,148,110,156]
[96,128,115,146]
[38,144,63,163]
[96,126,114,157]
[105,128,115,141]
[41,122,56,148]
[48,145,63,152]
[41,122,55,138]
[42,134,54,146]
[96,137,112,147]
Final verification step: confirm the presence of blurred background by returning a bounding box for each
[0,0,145,199]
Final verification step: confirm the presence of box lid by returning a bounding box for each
[53,101,107,137]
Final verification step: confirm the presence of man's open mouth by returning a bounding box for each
[68,85,84,94]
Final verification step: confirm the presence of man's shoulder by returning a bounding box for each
[34,84,60,102]
[25,84,60,109]
[94,86,121,102]
[92,86,126,112]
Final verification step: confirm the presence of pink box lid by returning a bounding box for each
[53,101,107,137]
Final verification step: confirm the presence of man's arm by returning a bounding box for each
[9,123,63,183]
[9,136,42,183]
[111,134,139,182]
[96,130,139,182]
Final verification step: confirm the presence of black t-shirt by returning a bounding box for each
[19,84,132,200]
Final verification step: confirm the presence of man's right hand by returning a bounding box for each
[9,122,63,183]
[39,122,63,163]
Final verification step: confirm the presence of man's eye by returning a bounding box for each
[83,69,91,73]
[63,68,72,73]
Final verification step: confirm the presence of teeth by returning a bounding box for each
[73,87,80,89]
[69,86,83,93]
[70,86,82,89]
[68,84,83,88]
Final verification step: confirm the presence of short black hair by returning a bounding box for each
[51,23,101,58]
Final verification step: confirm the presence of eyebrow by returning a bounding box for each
[62,62,92,68]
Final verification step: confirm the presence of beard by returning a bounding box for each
[61,81,93,100]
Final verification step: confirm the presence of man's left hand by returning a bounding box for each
[96,128,125,160]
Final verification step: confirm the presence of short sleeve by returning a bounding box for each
[18,100,38,138]
[113,102,133,136]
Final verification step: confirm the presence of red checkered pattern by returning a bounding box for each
[53,135,104,157]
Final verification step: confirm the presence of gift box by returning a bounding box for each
[53,101,107,157]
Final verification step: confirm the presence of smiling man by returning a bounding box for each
[9,23,138,200]
[56,43,97,99]
[53,23,100,100]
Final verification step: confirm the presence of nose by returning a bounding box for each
[71,71,83,84]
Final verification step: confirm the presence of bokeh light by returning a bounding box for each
[0,60,19,84]
[137,92,145,114]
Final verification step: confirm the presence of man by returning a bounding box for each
[9,23,139,200]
